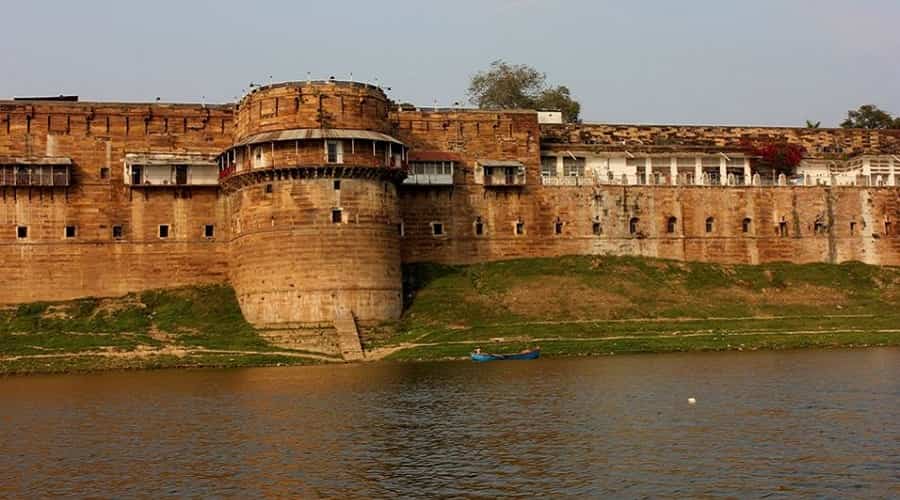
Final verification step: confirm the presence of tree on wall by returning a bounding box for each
[840,105,900,129]
[467,60,581,122]
[805,120,821,128]
[742,139,806,175]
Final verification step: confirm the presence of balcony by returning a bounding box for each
[477,160,526,187]
[403,160,454,187]
[0,157,71,187]
[125,153,219,188]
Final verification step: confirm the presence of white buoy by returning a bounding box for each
[688,397,697,405]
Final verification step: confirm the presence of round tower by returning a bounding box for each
[220,81,405,327]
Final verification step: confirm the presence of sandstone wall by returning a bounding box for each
[0,100,233,303]
[235,81,392,140]
[226,177,402,326]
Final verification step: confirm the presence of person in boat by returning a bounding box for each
[474,348,482,355]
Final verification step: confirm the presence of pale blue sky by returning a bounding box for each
[1,0,897,126]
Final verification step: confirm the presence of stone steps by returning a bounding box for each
[333,308,365,361]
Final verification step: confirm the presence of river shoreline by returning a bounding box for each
[2,330,898,376]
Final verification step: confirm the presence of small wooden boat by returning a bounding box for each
[470,348,540,362]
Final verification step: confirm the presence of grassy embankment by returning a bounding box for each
[3,256,900,374]
[372,256,900,361]
[0,286,337,375]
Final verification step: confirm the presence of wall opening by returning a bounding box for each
[814,221,827,235]
[158,225,170,239]
[742,218,752,234]
[850,221,857,235]
[65,225,76,239]
[265,184,273,194]
[666,217,677,234]
[112,225,124,240]
[592,221,602,235]
[629,217,639,235]
[705,217,714,233]
[16,226,27,239]
[326,140,343,164]
[886,221,893,235]
[778,220,788,237]
[432,222,444,236]
[100,167,110,180]
[554,218,564,235]
[204,224,215,239]
[331,209,343,224]
[474,217,484,236]
[333,180,341,190]
[515,220,525,236]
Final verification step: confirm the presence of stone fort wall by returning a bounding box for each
[0,83,898,328]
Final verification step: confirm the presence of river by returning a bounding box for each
[1,348,898,497]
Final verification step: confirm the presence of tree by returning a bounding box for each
[805,120,821,128]
[840,104,900,129]
[467,60,581,122]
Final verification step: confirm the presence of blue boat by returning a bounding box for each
[470,348,540,362]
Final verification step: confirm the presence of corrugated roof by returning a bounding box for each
[478,160,525,168]
[234,128,405,147]
[124,153,217,166]
[0,156,72,166]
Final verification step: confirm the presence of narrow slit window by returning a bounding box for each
[158,225,170,239]
[474,218,484,236]
[515,221,525,235]
[398,222,405,237]
[65,225,76,239]
[554,219,564,235]
[705,217,714,233]
[629,217,639,235]
[265,184,273,194]
[742,218,752,233]
[850,221,857,235]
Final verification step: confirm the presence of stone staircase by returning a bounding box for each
[333,306,365,361]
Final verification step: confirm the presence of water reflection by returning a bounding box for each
[1,349,898,497]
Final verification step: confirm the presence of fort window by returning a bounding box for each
[563,157,586,177]
[398,222,405,237]
[778,221,788,237]
[666,217,677,234]
[265,183,273,194]
[541,156,558,177]
[742,218,752,233]
[16,226,27,239]
[333,180,341,190]
[850,221,857,235]
[705,217,715,233]
[158,225,170,239]
[554,218,564,235]
[431,222,444,236]
[65,225,76,239]
[515,221,525,235]
[629,217,639,235]
[886,221,893,235]
[332,209,343,224]
[112,225,124,240]
[474,218,484,236]
[814,221,827,235]
[592,221,602,235]
[130,166,143,185]
[326,141,343,164]
[100,167,110,180]
[204,224,215,239]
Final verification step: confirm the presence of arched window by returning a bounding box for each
[705,217,714,233]
[666,217,677,234]
[629,217,639,235]
[742,218,752,233]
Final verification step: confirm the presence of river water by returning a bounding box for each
[1,349,898,498]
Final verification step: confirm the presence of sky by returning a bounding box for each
[1,0,898,126]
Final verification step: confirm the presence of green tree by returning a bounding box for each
[805,120,821,128]
[840,104,900,129]
[467,60,581,122]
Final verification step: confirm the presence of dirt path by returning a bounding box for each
[0,346,339,363]
[364,327,900,360]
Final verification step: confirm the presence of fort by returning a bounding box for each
[2,79,900,341]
